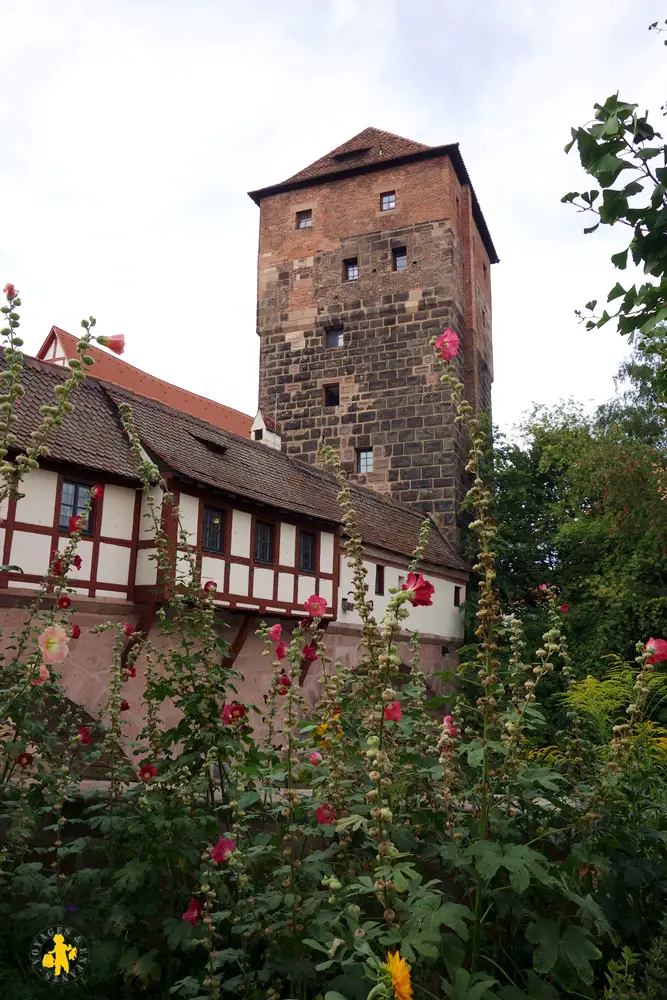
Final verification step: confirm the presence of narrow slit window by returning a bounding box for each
[381,191,396,211]
[299,531,316,572]
[356,448,373,473]
[375,564,385,595]
[296,209,312,229]
[202,506,225,553]
[254,521,275,565]
[454,585,462,608]
[324,384,340,407]
[344,257,359,281]
[59,481,93,535]
[325,328,344,348]
[392,247,408,272]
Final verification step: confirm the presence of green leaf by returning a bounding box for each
[583,223,600,234]
[324,993,348,1000]
[236,790,260,809]
[560,924,601,984]
[526,918,560,975]
[608,281,626,301]
[611,248,628,269]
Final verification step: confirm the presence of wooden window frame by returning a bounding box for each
[202,505,225,554]
[298,529,318,574]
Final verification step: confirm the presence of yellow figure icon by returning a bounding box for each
[41,933,77,977]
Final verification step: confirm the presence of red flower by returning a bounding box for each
[123,622,134,636]
[3,283,16,299]
[71,624,81,639]
[304,594,327,617]
[435,327,460,361]
[57,595,72,610]
[646,637,667,665]
[274,641,287,660]
[97,334,125,355]
[384,700,402,721]
[210,837,236,864]
[51,551,63,576]
[220,702,247,725]
[182,897,203,926]
[68,514,85,533]
[90,484,104,500]
[125,664,136,678]
[138,763,158,782]
[120,699,130,711]
[17,751,32,767]
[315,803,335,825]
[72,554,83,571]
[558,603,569,614]
[278,674,291,688]
[268,623,282,642]
[401,572,435,607]
[301,645,317,663]
[278,686,289,695]
[77,725,91,745]
[204,580,217,593]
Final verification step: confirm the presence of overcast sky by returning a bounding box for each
[1,0,663,432]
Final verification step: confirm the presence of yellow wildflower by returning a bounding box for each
[383,951,413,1000]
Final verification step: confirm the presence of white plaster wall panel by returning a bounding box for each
[0,528,5,559]
[15,469,57,526]
[229,562,249,596]
[97,543,131,586]
[318,578,333,608]
[96,589,128,598]
[253,567,274,600]
[297,574,318,606]
[57,537,94,579]
[278,572,294,603]
[0,496,8,520]
[201,555,225,589]
[135,549,157,586]
[279,523,296,566]
[319,533,334,574]
[8,580,41,590]
[138,487,163,540]
[177,494,200,546]
[11,531,52,576]
[230,510,251,557]
[100,485,136,540]
[176,551,195,585]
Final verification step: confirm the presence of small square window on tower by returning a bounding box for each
[323,384,340,407]
[381,191,396,211]
[392,247,408,272]
[296,209,312,229]
[344,257,359,281]
[356,448,373,473]
[325,328,344,348]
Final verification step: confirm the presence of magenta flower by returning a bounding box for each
[435,327,460,361]
[210,837,236,863]
[97,334,125,355]
[268,623,282,642]
[304,594,327,617]
[309,752,323,766]
[401,572,435,607]
[274,641,287,660]
[315,803,335,825]
[182,897,203,926]
[646,637,667,664]
[220,702,247,725]
[384,700,402,722]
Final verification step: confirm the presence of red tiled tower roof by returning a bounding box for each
[37,326,253,438]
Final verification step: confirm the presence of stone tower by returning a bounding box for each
[248,127,497,544]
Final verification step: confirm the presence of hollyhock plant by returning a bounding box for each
[77,725,91,745]
[401,572,435,607]
[435,327,460,361]
[97,334,125,355]
[57,595,72,610]
[204,580,217,594]
[443,714,459,738]
[90,484,104,499]
[71,624,81,639]
[384,700,403,722]
[182,897,203,926]
[646,637,667,664]
[138,763,158,782]
[274,641,287,660]
[268,623,282,642]
[3,283,16,299]
[210,837,236,864]
[38,624,70,664]
[220,702,247,726]
[309,752,323,766]
[315,803,335,825]
[30,664,50,686]
[302,645,318,663]
[304,594,327,617]
[17,751,32,767]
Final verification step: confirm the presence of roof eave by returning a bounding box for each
[247,143,498,265]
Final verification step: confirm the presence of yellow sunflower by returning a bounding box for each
[383,951,413,1000]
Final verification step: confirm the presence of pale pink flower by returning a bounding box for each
[38,624,70,665]
[30,663,50,686]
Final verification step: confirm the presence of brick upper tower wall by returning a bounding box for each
[252,138,494,545]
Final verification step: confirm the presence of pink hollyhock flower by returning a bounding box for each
[274,641,287,660]
[401,572,435,607]
[120,699,130,712]
[97,334,125,355]
[220,702,247,725]
[31,663,50,686]
[268,623,282,642]
[210,837,236,864]
[68,514,85,532]
[17,751,32,767]
[71,624,81,639]
[123,622,134,636]
[443,714,459,738]
[538,583,549,592]
[138,763,158,782]
[72,554,83,571]
[304,594,327,617]
[435,327,460,361]
[384,700,402,722]
[90,484,104,500]
[57,595,72,610]
[315,803,335,825]
[646,637,667,664]
[182,897,203,926]
[558,603,569,613]
[77,725,91,745]
[302,645,317,663]
[38,624,70,664]
[3,283,16,299]
[204,580,217,593]
[309,752,323,766]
